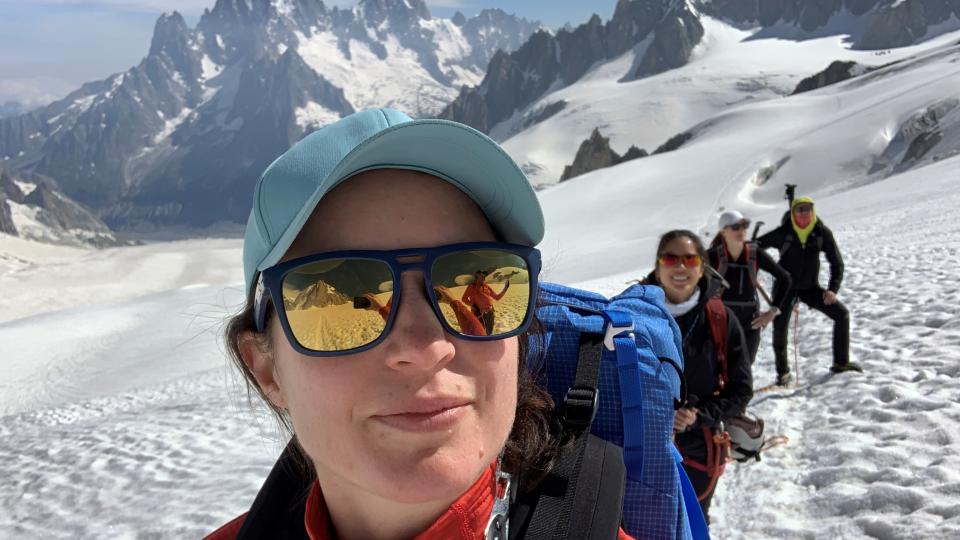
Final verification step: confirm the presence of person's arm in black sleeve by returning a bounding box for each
[694,310,753,428]
[821,225,844,293]
[757,225,784,251]
[758,248,792,312]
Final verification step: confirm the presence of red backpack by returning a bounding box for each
[705,296,729,390]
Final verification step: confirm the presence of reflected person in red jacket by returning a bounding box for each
[461,270,510,336]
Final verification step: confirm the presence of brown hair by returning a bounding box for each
[224,290,565,491]
[708,231,725,250]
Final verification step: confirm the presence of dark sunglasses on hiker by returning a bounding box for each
[254,242,541,356]
[727,221,751,232]
[658,253,702,268]
[793,205,814,214]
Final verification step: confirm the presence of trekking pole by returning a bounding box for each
[751,221,765,241]
[785,184,797,207]
[756,282,774,306]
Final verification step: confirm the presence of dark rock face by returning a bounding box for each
[441,0,704,134]
[620,145,649,162]
[868,97,959,176]
[560,128,648,182]
[0,171,17,235]
[902,130,943,163]
[629,4,704,78]
[792,60,874,94]
[509,100,567,136]
[0,0,538,232]
[860,1,949,49]
[0,168,119,246]
[654,131,693,155]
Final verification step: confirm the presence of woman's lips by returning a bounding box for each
[372,399,471,433]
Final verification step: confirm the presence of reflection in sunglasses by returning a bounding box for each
[275,250,534,352]
[658,254,702,268]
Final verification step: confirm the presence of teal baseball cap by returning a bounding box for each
[242,108,545,294]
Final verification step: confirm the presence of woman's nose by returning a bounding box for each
[380,272,456,371]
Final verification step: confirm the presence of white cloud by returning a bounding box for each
[0,77,74,106]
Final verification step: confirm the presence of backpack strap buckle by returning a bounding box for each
[602,320,634,351]
[561,384,599,430]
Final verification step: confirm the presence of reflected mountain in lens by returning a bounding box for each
[283,280,351,310]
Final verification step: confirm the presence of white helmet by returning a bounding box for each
[727,414,765,462]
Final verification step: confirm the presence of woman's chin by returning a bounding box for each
[367,448,490,504]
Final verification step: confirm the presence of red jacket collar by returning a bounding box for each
[304,463,497,540]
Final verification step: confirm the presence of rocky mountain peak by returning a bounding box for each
[359,0,431,24]
[560,128,647,182]
[149,11,191,57]
[148,11,204,85]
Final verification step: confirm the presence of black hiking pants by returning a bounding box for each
[730,305,761,365]
[772,287,850,375]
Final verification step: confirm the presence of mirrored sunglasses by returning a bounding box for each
[254,242,541,356]
[658,253,703,268]
[727,221,751,232]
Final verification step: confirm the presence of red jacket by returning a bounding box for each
[205,461,636,539]
[461,281,508,313]
[447,299,488,336]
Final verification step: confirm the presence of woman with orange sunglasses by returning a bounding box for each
[643,230,752,522]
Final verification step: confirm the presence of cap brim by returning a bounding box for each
[257,119,544,273]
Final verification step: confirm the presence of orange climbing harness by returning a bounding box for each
[682,427,732,501]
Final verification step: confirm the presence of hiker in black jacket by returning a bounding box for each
[757,196,862,386]
[709,210,792,365]
[646,230,752,522]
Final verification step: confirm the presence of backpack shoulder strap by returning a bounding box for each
[705,297,729,389]
[510,434,626,540]
[780,233,793,257]
[712,245,728,276]
[511,333,626,540]
[745,242,759,288]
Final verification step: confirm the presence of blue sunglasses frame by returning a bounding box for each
[254,241,542,357]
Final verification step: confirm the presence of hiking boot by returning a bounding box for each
[775,372,793,387]
[830,362,863,374]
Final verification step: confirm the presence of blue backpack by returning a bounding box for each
[532,282,709,540]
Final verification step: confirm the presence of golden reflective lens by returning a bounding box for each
[281,258,394,351]
[432,250,530,337]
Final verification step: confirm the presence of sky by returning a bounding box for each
[0,0,616,108]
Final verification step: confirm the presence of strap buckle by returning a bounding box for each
[602,320,634,351]
[561,385,599,430]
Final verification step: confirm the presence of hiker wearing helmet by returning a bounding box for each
[206,109,636,540]
[709,210,792,365]
[645,230,753,522]
[758,196,862,386]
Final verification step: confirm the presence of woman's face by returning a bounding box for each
[721,221,748,245]
[655,236,704,304]
[253,169,518,505]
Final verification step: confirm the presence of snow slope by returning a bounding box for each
[501,16,960,187]
[2,156,958,538]
[537,32,960,286]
